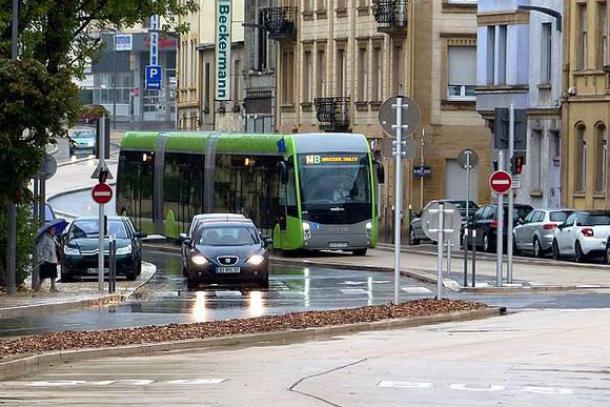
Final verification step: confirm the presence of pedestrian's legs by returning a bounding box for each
[50,278,58,291]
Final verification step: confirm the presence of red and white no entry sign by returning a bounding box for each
[92,182,113,204]
[489,170,512,194]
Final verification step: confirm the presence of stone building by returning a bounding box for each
[177,0,245,132]
[562,0,610,209]
[476,0,564,208]
[273,0,490,240]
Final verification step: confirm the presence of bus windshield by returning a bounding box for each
[298,153,370,206]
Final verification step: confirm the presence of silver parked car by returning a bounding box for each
[513,208,573,257]
[552,211,610,262]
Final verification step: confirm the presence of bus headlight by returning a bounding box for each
[365,222,372,240]
[303,222,312,241]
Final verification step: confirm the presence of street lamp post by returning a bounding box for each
[112,32,117,129]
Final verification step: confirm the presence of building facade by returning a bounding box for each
[79,25,178,128]
[476,0,564,208]
[563,0,610,209]
[177,0,245,132]
[274,0,490,240]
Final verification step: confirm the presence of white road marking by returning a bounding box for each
[401,287,432,294]
[340,288,368,295]
[214,291,243,298]
[14,378,226,387]
[523,386,573,395]
[378,381,433,389]
[449,384,505,392]
[341,281,367,285]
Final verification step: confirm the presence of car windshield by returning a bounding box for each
[550,211,572,222]
[198,226,259,246]
[71,129,95,139]
[586,214,610,226]
[69,220,128,239]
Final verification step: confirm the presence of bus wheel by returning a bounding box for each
[353,248,368,256]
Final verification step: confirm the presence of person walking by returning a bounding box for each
[35,227,59,291]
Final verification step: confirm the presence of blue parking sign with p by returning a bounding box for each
[146,65,163,90]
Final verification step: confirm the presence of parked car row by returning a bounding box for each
[411,199,610,264]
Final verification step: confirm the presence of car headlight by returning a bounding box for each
[365,222,372,239]
[63,246,80,255]
[116,244,132,255]
[247,254,265,266]
[191,255,208,266]
[303,222,312,241]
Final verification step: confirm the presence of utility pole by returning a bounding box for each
[6,0,19,295]
[112,33,118,129]
[507,104,515,283]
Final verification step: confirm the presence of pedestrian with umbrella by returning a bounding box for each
[35,219,68,291]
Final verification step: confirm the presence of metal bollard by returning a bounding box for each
[471,227,477,288]
[108,240,117,293]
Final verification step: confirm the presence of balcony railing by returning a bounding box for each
[314,97,350,132]
[373,0,408,34]
[261,6,297,41]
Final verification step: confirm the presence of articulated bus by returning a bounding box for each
[116,132,384,255]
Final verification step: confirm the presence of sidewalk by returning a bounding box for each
[274,248,610,292]
[0,263,156,320]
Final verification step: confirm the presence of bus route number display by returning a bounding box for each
[305,155,359,165]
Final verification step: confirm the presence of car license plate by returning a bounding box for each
[87,268,109,275]
[216,267,240,274]
[329,242,348,248]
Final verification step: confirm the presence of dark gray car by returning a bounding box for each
[409,200,478,245]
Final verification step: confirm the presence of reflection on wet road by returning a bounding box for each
[0,251,434,337]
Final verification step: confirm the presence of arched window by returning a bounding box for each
[576,123,587,192]
[595,122,607,192]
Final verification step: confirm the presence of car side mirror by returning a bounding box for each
[264,238,273,248]
[574,221,581,227]
[179,233,188,242]
[557,223,565,230]
[516,218,524,225]
[183,238,193,247]
[134,232,146,239]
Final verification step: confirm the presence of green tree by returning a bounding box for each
[0,0,197,286]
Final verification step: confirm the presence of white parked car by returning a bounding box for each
[513,208,573,257]
[552,211,610,262]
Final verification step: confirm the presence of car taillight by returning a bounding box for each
[543,224,558,230]
[490,221,498,228]
[581,228,594,237]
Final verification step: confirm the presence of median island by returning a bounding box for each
[0,299,489,360]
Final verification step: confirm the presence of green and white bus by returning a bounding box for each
[116,132,384,254]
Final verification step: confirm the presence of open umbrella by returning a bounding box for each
[36,219,69,241]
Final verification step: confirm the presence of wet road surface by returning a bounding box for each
[0,251,434,337]
[3,250,610,338]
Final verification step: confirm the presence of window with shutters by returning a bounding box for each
[447,45,476,100]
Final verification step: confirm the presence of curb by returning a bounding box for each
[0,306,505,381]
[376,243,610,271]
[0,262,156,321]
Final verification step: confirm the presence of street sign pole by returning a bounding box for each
[98,116,106,291]
[393,96,404,305]
[437,203,445,299]
[496,151,505,287]
[464,151,471,286]
[507,104,515,283]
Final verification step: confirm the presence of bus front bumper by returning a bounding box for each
[302,221,372,251]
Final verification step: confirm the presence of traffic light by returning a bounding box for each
[494,108,527,150]
[513,154,525,175]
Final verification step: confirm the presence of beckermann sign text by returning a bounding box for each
[216,0,231,100]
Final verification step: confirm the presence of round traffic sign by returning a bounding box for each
[40,154,57,180]
[378,96,421,137]
[92,182,113,204]
[457,148,479,169]
[489,170,512,194]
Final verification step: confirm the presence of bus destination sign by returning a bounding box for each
[304,155,359,165]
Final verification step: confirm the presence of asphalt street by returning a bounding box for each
[2,308,609,406]
[3,250,610,338]
[0,251,433,337]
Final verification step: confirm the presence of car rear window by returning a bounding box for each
[585,214,610,226]
[198,226,259,246]
[549,211,571,222]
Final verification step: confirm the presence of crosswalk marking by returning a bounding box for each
[401,287,432,294]
[340,288,368,295]
[214,291,243,298]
